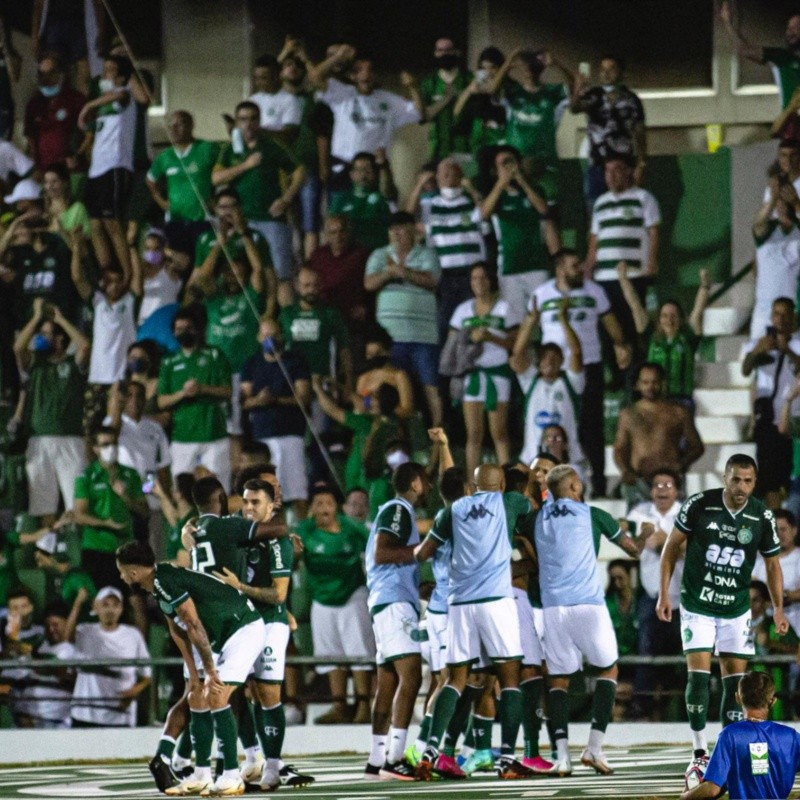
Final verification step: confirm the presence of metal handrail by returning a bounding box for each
[707,259,754,307]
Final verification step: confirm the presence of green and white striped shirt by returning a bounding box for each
[424,192,485,270]
[590,187,660,281]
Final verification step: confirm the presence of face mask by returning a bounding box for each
[32,333,53,353]
[440,186,463,200]
[39,83,61,97]
[301,292,319,306]
[142,250,163,266]
[99,78,115,93]
[127,358,149,375]
[386,450,410,470]
[99,445,118,463]
[175,330,197,348]
[365,355,388,371]
[436,54,460,70]
[602,84,616,92]
[262,337,281,354]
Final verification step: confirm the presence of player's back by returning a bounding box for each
[191,513,253,581]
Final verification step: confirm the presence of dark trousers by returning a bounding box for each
[436,268,474,345]
[598,277,649,391]
[579,362,606,496]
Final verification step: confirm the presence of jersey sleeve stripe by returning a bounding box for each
[171,591,190,607]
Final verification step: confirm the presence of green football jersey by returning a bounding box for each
[676,488,780,619]
[152,562,260,651]
[246,536,293,624]
[763,47,800,108]
[503,82,567,161]
[205,285,263,373]
[190,513,254,582]
[193,227,272,269]
[328,187,391,252]
[490,189,549,276]
[279,303,349,376]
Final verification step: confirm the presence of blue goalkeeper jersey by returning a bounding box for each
[704,719,800,800]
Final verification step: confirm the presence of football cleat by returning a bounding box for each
[496,755,535,779]
[403,744,422,768]
[545,757,573,776]
[279,764,315,787]
[521,755,555,773]
[150,754,180,792]
[461,748,495,775]
[378,759,419,781]
[258,768,280,793]
[580,748,614,776]
[164,775,212,796]
[364,763,381,781]
[210,774,245,796]
[429,754,466,780]
[685,753,709,791]
[239,758,264,785]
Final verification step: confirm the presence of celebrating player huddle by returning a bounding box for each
[115,451,786,795]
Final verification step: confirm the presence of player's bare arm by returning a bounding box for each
[213,565,289,607]
[174,597,216,677]
[657,528,687,622]
[374,531,417,564]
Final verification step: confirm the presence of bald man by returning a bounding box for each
[413,463,535,780]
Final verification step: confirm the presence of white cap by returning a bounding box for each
[95,586,123,604]
[4,178,42,205]
[36,530,59,554]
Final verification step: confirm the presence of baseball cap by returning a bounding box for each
[4,179,42,205]
[95,586,124,604]
[35,531,70,562]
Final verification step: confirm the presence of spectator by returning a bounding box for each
[13,299,89,525]
[123,340,163,417]
[307,214,371,340]
[69,586,151,728]
[742,297,800,506]
[491,48,571,200]
[512,297,585,469]
[605,559,637,659]
[24,52,86,171]
[570,54,647,206]
[627,470,684,718]
[355,326,415,419]
[241,318,311,519]
[15,601,76,728]
[34,531,97,613]
[132,228,188,327]
[751,181,800,339]
[613,363,704,506]
[249,54,302,137]
[0,138,35,197]
[328,152,393,253]
[152,472,195,566]
[446,263,518,477]
[364,211,442,426]
[585,156,660,346]
[419,37,472,162]
[480,146,560,324]
[618,263,710,408]
[0,19,19,140]
[73,426,147,592]
[157,306,233,490]
[529,248,630,497]
[343,486,369,525]
[146,111,219,258]
[213,100,305,307]
[418,158,486,344]
[310,48,422,197]
[295,485,374,724]
[42,163,90,238]
[78,55,138,274]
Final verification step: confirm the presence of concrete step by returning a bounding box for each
[685,472,725,496]
[604,442,756,479]
[694,362,750,388]
[694,415,749,444]
[710,279,754,310]
[713,334,749,362]
[694,388,751,416]
[702,307,749,337]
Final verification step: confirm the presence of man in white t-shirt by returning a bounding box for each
[311,46,422,195]
[753,509,800,634]
[0,139,34,193]
[528,248,630,497]
[70,586,151,727]
[627,470,684,718]
[249,54,303,135]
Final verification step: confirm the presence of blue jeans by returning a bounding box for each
[391,341,440,387]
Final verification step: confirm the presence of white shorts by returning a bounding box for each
[532,605,545,654]
[372,601,420,666]
[227,373,243,436]
[216,619,267,685]
[501,270,549,325]
[426,610,449,673]
[514,587,543,667]
[679,606,754,658]
[258,435,308,503]
[311,586,375,674]
[171,438,231,492]
[463,372,511,405]
[543,604,618,675]
[447,597,522,666]
[252,622,290,683]
[26,435,86,515]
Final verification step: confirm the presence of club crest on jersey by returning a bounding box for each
[737,527,753,545]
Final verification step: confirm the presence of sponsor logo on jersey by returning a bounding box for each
[462,503,495,521]
[706,522,720,531]
[543,503,576,520]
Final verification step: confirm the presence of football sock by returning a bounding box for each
[176,727,193,761]
[686,670,711,738]
[415,714,432,752]
[387,727,408,764]
[463,719,476,749]
[472,714,493,751]
[521,677,543,758]
[721,673,746,727]
[499,687,522,755]
[590,678,617,736]
[442,685,479,756]
[587,728,605,753]
[548,688,569,746]
[243,746,260,764]
[190,708,213,768]
[211,706,239,771]
[427,685,460,750]
[156,735,176,760]
[238,700,258,750]
[368,734,387,768]
[260,704,286,759]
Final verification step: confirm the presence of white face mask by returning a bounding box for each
[386,450,410,470]
[99,445,118,464]
[440,186,463,200]
[602,84,616,92]
[99,78,115,93]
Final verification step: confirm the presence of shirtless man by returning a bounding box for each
[614,362,704,505]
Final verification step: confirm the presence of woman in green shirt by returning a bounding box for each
[605,559,637,718]
[43,164,90,239]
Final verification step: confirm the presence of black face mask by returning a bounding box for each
[436,54,459,70]
[365,355,388,371]
[175,330,197,348]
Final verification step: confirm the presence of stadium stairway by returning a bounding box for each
[594,275,756,559]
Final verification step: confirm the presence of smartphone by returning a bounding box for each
[142,472,156,494]
[579,62,591,78]
[363,395,372,411]
[475,68,488,86]
[766,325,777,338]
